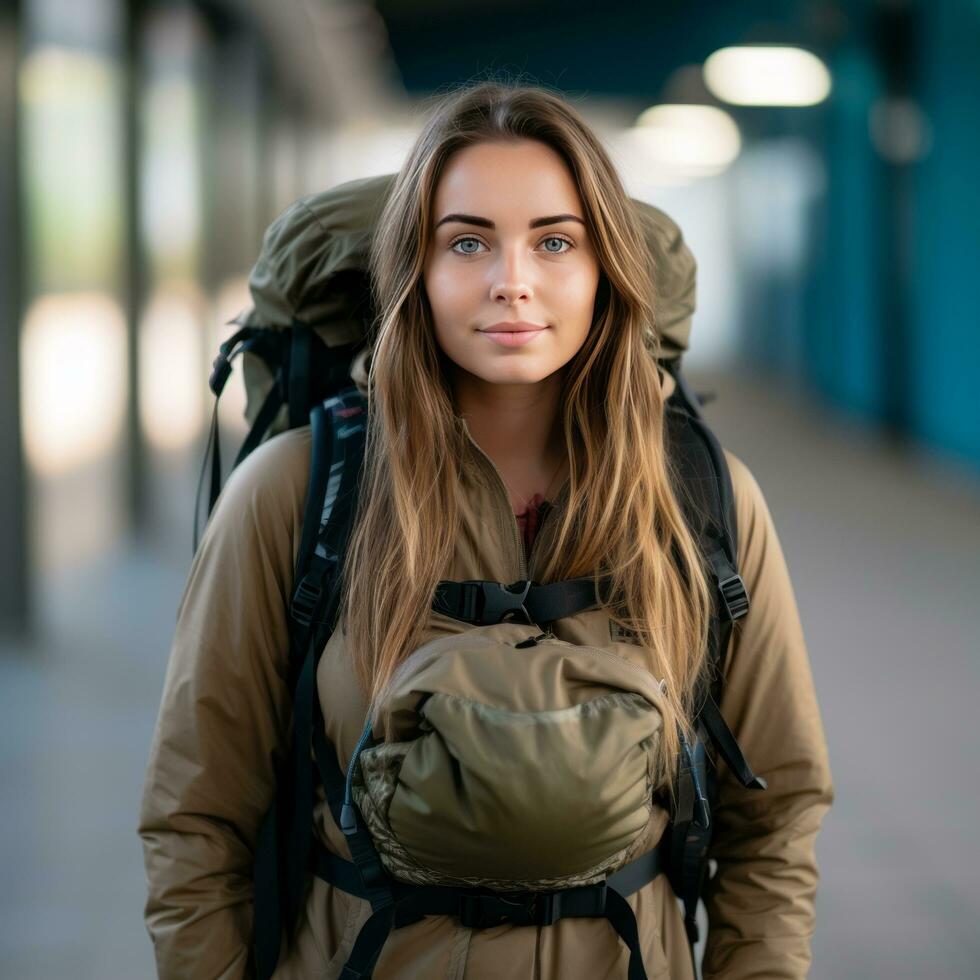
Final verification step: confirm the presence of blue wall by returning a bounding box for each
[805,42,887,421]
[806,0,980,471]
[908,0,980,467]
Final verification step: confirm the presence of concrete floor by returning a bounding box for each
[1,367,978,979]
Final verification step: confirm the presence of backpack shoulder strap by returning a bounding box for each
[289,386,369,648]
[662,361,747,663]
[194,327,288,553]
[252,385,368,980]
[659,360,767,949]
[661,364,768,790]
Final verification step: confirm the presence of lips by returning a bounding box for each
[479,325,547,348]
[481,321,547,333]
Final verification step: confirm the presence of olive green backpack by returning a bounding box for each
[196,174,765,979]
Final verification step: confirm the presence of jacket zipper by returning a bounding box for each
[463,436,564,581]
[509,509,528,581]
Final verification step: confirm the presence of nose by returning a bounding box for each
[490,248,533,306]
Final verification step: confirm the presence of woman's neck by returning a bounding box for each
[453,367,568,508]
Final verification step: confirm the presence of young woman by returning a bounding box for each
[139,82,833,979]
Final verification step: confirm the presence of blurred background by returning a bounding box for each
[1,0,978,977]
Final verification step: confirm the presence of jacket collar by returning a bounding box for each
[453,365,678,580]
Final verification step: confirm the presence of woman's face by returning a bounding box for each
[423,139,601,388]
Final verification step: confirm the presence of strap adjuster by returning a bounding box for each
[457,892,520,929]
[533,891,559,926]
[291,574,322,628]
[718,573,749,620]
[459,579,534,625]
[454,884,607,929]
[480,579,534,625]
[457,890,548,929]
[208,353,232,396]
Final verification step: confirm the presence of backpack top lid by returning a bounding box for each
[230,171,698,370]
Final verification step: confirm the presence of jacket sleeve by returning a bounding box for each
[701,450,834,980]
[138,430,309,979]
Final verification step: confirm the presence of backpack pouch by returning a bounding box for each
[352,622,669,891]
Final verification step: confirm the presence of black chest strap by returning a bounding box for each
[432,574,611,626]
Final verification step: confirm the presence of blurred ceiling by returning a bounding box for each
[201,0,852,123]
[370,0,847,105]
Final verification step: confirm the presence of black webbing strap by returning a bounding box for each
[662,361,740,554]
[698,695,767,790]
[663,362,748,662]
[287,390,368,903]
[193,398,223,554]
[295,404,335,583]
[253,391,367,980]
[285,638,319,922]
[670,730,711,946]
[338,884,650,979]
[287,322,311,430]
[663,415,746,630]
[314,841,367,896]
[605,886,650,980]
[250,786,283,980]
[233,377,286,470]
[330,879,650,979]
[659,361,763,958]
[250,637,322,979]
[252,627,320,978]
[311,711,394,913]
[251,370,327,980]
[313,834,667,979]
[606,841,667,895]
[193,326,280,553]
[338,903,396,979]
[311,701,346,828]
[432,575,611,626]
[705,542,749,623]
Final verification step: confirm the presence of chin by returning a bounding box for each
[472,361,550,385]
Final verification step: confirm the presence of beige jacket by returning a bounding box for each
[139,374,833,979]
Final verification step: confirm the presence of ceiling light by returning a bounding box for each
[631,103,742,178]
[704,45,832,107]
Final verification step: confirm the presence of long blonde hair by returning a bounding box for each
[340,81,713,764]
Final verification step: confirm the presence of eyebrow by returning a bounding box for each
[434,213,586,230]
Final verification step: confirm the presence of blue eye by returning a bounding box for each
[541,236,572,253]
[448,235,574,255]
[450,237,486,255]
